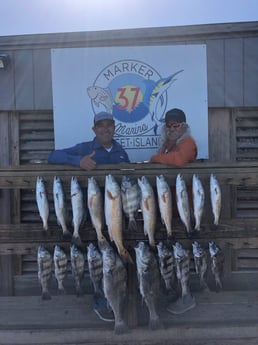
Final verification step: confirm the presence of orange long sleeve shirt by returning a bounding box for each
[150,136,197,167]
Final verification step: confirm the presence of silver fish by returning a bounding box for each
[121,176,141,232]
[173,242,190,297]
[156,241,176,292]
[192,174,205,231]
[104,174,133,264]
[71,176,84,246]
[135,241,162,330]
[137,176,156,249]
[53,176,71,238]
[192,241,209,290]
[210,174,221,226]
[209,241,224,290]
[87,242,103,296]
[176,174,191,234]
[36,176,49,230]
[54,245,67,294]
[87,177,106,245]
[102,244,128,334]
[156,175,173,239]
[37,245,52,300]
[70,244,85,297]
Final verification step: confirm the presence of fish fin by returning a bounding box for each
[107,190,116,200]
[144,196,151,211]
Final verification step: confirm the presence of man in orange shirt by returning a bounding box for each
[150,108,197,166]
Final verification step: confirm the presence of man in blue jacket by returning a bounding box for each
[48,112,130,322]
[48,111,130,169]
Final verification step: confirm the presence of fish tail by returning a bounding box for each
[128,218,138,232]
[42,291,51,300]
[114,320,128,335]
[43,221,48,231]
[149,317,163,331]
[120,248,134,264]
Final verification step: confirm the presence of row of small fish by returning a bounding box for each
[36,173,221,263]
[156,240,224,295]
[37,244,85,300]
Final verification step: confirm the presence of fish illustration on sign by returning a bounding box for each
[87,86,114,114]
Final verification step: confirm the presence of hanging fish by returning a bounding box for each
[87,242,103,297]
[209,241,224,290]
[192,241,209,291]
[210,174,221,226]
[192,174,205,231]
[176,174,192,234]
[53,176,71,239]
[138,176,156,248]
[156,241,177,292]
[167,242,196,314]
[135,241,162,330]
[70,244,85,297]
[87,177,106,245]
[121,176,141,232]
[156,175,173,239]
[54,245,67,294]
[37,245,52,300]
[102,244,128,334]
[71,176,85,246]
[36,176,49,230]
[104,174,133,264]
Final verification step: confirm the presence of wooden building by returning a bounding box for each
[0,21,258,344]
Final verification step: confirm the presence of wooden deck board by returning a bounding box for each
[1,291,258,344]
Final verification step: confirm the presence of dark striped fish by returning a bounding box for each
[209,241,224,290]
[156,241,176,292]
[173,242,191,297]
[135,241,162,330]
[192,241,209,291]
[54,245,67,294]
[70,244,85,297]
[102,244,128,334]
[37,245,52,300]
[121,176,141,231]
[87,243,103,296]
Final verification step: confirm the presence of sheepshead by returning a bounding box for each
[87,177,106,245]
[210,174,221,226]
[37,245,52,300]
[102,244,128,334]
[137,176,156,248]
[173,242,191,297]
[209,241,224,290]
[71,176,84,246]
[36,176,49,230]
[70,244,85,296]
[53,176,71,239]
[156,241,177,292]
[54,245,67,294]
[192,174,205,231]
[104,174,133,264]
[176,174,192,234]
[192,241,209,290]
[87,242,103,296]
[121,176,141,232]
[156,175,173,239]
[135,241,162,330]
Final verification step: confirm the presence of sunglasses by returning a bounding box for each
[166,121,181,128]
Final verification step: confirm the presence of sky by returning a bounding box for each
[1,0,258,36]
